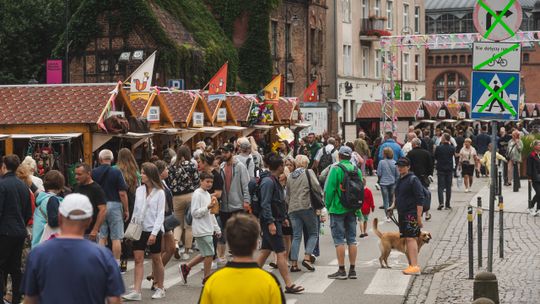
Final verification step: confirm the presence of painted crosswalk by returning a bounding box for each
[363,269,411,296]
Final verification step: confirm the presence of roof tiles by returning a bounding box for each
[160,91,198,123]
[228,95,255,122]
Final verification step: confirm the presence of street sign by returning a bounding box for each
[473,42,521,72]
[471,71,520,120]
[473,0,522,41]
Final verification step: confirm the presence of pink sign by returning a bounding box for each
[46,60,63,84]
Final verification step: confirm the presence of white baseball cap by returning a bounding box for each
[59,193,93,220]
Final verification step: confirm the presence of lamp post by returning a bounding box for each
[400,26,412,101]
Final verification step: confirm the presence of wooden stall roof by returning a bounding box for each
[130,93,174,126]
[0,83,133,125]
[422,101,442,118]
[158,91,212,124]
[200,93,237,125]
[357,101,422,119]
[229,95,256,122]
[275,97,298,122]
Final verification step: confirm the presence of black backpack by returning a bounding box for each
[337,164,364,210]
[248,170,272,217]
[318,148,336,172]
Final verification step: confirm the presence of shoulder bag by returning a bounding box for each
[306,169,325,210]
[38,200,60,244]
[125,190,153,241]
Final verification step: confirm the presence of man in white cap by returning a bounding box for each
[21,193,125,304]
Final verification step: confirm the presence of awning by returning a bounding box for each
[291,122,311,131]
[11,133,82,139]
[115,132,154,139]
[253,125,274,130]
[190,127,224,138]
[418,119,437,124]
[222,126,247,132]
[440,119,458,124]
[0,134,10,141]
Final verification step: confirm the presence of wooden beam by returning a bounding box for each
[5,138,13,155]
[0,124,89,134]
[83,131,92,164]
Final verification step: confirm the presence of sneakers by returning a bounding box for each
[375,183,381,190]
[348,269,357,279]
[402,265,421,275]
[122,290,142,301]
[437,205,443,210]
[151,288,166,299]
[119,260,127,274]
[444,206,452,210]
[179,264,191,284]
[327,270,348,280]
[534,210,540,217]
[528,208,536,216]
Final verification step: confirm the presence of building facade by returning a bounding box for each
[425,0,539,103]
[269,0,328,99]
[326,0,426,131]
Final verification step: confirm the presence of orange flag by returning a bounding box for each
[207,62,228,101]
[263,74,282,102]
[302,80,319,102]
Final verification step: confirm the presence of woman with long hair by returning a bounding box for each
[167,145,199,260]
[122,163,166,301]
[115,148,141,272]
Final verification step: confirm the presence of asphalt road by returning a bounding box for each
[120,175,484,303]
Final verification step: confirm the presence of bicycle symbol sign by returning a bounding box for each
[472,42,521,72]
[473,0,522,42]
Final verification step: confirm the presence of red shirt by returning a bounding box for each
[361,187,375,215]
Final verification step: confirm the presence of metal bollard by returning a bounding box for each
[473,272,499,304]
[468,205,474,279]
[472,298,496,304]
[513,162,520,192]
[477,197,483,268]
[528,180,532,209]
[498,196,504,259]
[497,171,502,196]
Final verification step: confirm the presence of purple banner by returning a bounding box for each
[46,60,62,84]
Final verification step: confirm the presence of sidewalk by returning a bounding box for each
[404,183,540,304]
[473,180,531,213]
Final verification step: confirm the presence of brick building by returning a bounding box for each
[425,0,540,103]
[268,0,328,99]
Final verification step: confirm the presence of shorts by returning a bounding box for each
[99,202,124,240]
[461,164,475,177]
[399,213,421,238]
[282,225,293,236]
[357,212,369,222]
[260,222,285,253]
[330,212,357,246]
[132,231,163,254]
[195,235,215,257]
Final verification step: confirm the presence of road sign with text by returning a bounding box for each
[471,71,520,121]
[473,0,522,41]
[473,42,521,72]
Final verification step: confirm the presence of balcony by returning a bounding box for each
[360,17,391,41]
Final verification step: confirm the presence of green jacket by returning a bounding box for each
[324,160,363,215]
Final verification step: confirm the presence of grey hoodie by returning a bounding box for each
[285,168,323,213]
[220,159,251,212]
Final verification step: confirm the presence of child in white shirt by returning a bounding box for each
[179,172,221,284]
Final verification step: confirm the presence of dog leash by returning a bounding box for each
[386,209,400,228]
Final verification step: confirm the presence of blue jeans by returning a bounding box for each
[380,184,395,210]
[330,212,357,246]
[99,202,124,240]
[304,217,320,256]
[290,209,318,261]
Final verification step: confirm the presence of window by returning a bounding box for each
[414,6,420,33]
[375,50,382,78]
[434,72,469,101]
[99,59,109,73]
[443,56,449,64]
[403,53,409,81]
[271,21,278,58]
[287,83,294,97]
[461,13,474,33]
[375,0,381,16]
[285,23,292,58]
[343,45,352,76]
[351,101,358,122]
[451,55,458,64]
[459,55,466,64]
[310,28,318,63]
[435,56,441,64]
[414,54,420,81]
[362,0,369,18]
[427,16,437,34]
[387,1,393,29]
[342,0,351,23]
[403,4,409,28]
[362,47,369,77]
[428,56,434,65]
[439,14,459,34]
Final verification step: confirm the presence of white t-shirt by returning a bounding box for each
[190,188,221,237]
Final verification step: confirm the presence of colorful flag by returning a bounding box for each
[448,89,459,108]
[207,62,228,101]
[129,51,156,101]
[263,74,282,102]
[301,80,319,102]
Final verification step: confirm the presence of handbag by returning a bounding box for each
[163,214,181,232]
[125,190,153,241]
[306,169,325,210]
[38,204,59,243]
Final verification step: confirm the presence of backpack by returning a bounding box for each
[318,148,336,172]
[337,164,364,210]
[249,171,279,217]
[245,156,260,178]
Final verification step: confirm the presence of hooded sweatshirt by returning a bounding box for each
[285,168,323,213]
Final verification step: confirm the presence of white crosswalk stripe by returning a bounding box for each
[292,266,337,294]
[363,269,411,295]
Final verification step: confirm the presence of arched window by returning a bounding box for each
[439,14,459,33]
[461,13,474,33]
[433,72,469,102]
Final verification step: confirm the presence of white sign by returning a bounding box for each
[292,110,299,121]
[438,109,446,118]
[459,111,466,119]
[192,112,204,127]
[473,0,522,42]
[267,110,274,122]
[299,107,328,138]
[216,108,227,122]
[147,106,160,122]
[417,109,425,118]
[473,42,521,72]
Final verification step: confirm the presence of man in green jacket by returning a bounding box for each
[324,146,362,280]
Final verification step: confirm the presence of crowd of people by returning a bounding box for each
[0,120,538,303]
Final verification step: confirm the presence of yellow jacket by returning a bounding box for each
[480,151,506,174]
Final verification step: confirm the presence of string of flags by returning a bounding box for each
[380,31,540,50]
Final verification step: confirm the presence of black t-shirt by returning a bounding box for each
[74,182,106,234]
[209,169,224,196]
